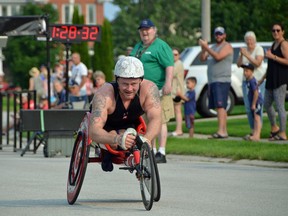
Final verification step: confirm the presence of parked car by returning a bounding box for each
[180,42,272,117]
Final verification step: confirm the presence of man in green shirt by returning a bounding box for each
[130,19,174,163]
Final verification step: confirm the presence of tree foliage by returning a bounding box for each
[211,0,288,42]
[71,6,90,68]
[112,0,201,56]
[111,0,288,54]
[92,19,114,82]
[3,3,58,88]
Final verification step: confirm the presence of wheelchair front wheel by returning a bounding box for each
[67,131,90,205]
[139,142,155,211]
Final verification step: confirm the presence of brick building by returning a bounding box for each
[0,0,106,25]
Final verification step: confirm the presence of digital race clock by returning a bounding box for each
[49,24,101,42]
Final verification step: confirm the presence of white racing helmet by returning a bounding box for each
[114,56,144,78]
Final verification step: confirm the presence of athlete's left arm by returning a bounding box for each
[142,81,162,142]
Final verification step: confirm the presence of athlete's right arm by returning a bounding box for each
[88,84,119,146]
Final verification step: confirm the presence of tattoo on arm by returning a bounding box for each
[90,94,106,126]
[149,84,161,108]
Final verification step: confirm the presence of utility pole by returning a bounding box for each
[201,0,211,42]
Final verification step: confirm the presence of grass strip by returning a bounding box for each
[166,137,288,162]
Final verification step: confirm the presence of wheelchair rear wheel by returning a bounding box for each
[139,142,155,211]
[67,131,90,204]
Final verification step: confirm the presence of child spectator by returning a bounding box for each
[177,77,197,138]
[241,63,263,141]
[39,96,49,110]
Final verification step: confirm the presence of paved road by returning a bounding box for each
[0,150,287,216]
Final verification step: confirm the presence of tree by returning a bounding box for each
[3,3,59,88]
[111,0,288,54]
[209,0,288,42]
[71,6,90,68]
[92,19,114,82]
[112,0,201,56]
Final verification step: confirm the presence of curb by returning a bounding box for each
[167,154,288,169]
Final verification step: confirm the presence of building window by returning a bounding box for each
[87,4,96,25]
[1,5,8,16]
[62,4,82,24]
[11,5,20,16]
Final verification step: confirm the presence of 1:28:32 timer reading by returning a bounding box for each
[49,25,101,42]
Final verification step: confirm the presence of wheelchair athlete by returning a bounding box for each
[88,56,162,171]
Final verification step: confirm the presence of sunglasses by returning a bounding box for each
[272,29,281,33]
[215,32,224,36]
[173,53,179,56]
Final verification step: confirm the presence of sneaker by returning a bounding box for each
[155,152,167,163]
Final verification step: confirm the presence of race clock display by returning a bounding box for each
[49,24,101,42]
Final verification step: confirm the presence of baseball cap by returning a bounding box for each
[138,19,155,29]
[214,26,225,34]
[241,63,254,70]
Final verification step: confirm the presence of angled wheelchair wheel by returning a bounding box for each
[67,131,90,204]
[139,142,155,211]
[151,151,161,202]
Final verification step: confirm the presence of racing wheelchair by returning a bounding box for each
[67,112,161,211]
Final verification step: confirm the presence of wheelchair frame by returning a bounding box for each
[66,112,161,210]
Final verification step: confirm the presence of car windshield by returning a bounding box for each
[180,47,192,62]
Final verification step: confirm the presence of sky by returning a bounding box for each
[104,2,121,21]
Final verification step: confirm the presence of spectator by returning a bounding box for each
[241,63,263,141]
[86,69,94,103]
[177,77,197,138]
[259,23,288,141]
[39,64,50,100]
[52,78,68,109]
[69,80,87,109]
[126,46,133,56]
[237,31,265,139]
[3,93,35,134]
[0,71,9,92]
[199,26,233,139]
[28,67,45,104]
[52,62,64,82]
[171,48,185,137]
[20,93,35,110]
[39,96,49,110]
[70,52,88,103]
[130,18,174,163]
[93,70,106,91]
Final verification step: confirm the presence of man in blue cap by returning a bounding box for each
[199,26,233,139]
[130,19,174,163]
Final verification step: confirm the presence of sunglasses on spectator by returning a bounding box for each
[173,53,179,56]
[215,32,224,36]
[272,29,281,33]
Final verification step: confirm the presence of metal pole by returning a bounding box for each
[201,0,211,42]
[65,43,70,102]
[45,15,51,109]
